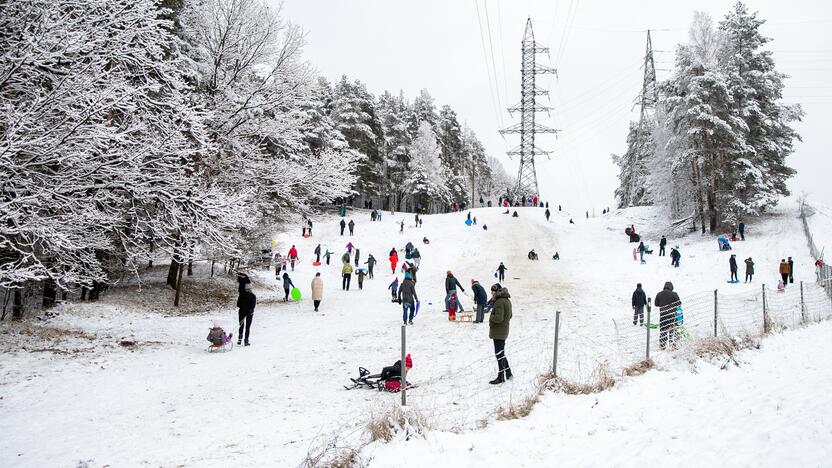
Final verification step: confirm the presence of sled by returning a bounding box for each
[303,233,311,238]
[291,287,302,301]
[454,311,474,322]
[643,323,659,329]
[312,261,321,266]
[207,332,234,352]
[727,280,740,284]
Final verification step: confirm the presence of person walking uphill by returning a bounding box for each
[311,272,323,311]
[342,262,353,290]
[314,244,321,263]
[545,208,551,222]
[288,245,298,271]
[339,219,346,236]
[729,254,738,282]
[281,271,294,302]
[237,283,256,346]
[348,219,355,236]
[779,259,790,286]
[654,282,681,349]
[496,262,507,282]
[788,256,794,284]
[489,283,513,384]
[398,273,418,325]
[471,279,488,323]
[445,271,465,312]
[632,283,647,326]
[389,249,399,274]
[365,254,377,279]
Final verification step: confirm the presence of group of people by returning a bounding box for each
[631,281,682,349]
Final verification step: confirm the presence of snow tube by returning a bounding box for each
[465,219,472,226]
[291,287,301,301]
[625,227,631,236]
[303,233,311,238]
[312,261,321,266]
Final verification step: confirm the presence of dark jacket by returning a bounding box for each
[411,249,421,258]
[670,249,681,260]
[659,237,667,247]
[366,256,377,267]
[472,282,487,305]
[237,273,251,295]
[497,264,507,273]
[445,275,464,293]
[729,256,738,272]
[340,220,346,228]
[632,286,647,307]
[282,272,294,290]
[654,282,680,320]
[489,288,512,340]
[314,245,321,255]
[237,291,256,314]
[348,220,355,229]
[398,278,418,304]
[745,258,755,274]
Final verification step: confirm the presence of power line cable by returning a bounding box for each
[483,0,506,127]
[472,0,504,131]
[496,0,511,112]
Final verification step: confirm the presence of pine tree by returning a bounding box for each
[718,1,802,220]
[613,121,655,208]
[406,122,449,212]
[331,76,384,196]
[436,105,467,202]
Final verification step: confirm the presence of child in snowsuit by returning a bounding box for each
[389,278,399,301]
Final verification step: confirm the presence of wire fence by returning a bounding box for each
[399,278,832,433]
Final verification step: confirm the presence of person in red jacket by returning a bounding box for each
[287,245,298,271]
[389,249,399,274]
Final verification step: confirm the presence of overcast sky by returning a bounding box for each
[278,0,832,211]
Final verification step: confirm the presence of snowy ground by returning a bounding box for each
[364,319,832,468]
[0,199,828,467]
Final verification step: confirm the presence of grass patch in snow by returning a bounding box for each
[366,404,429,443]
[556,362,617,395]
[623,359,654,377]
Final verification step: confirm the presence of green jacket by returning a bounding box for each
[342,263,353,275]
[489,288,512,340]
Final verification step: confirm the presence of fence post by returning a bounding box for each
[645,298,652,361]
[552,311,561,379]
[401,324,407,406]
[762,284,768,334]
[713,289,718,337]
[800,281,806,323]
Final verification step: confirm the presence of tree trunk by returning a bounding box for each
[80,287,88,301]
[174,262,184,307]
[166,256,180,289]
[148,240,154,269]
[691,160,707,234]
[187,245,194,276]
[42,278,57,308]
[12,288,23,319]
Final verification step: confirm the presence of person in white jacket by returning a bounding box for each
[311,272,323,312]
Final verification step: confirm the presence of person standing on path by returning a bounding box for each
[788,256,794,283]
[496,262,507,282]
[355,268,367,290]
[545,208,550,222]
[659,236,667,256]
[311,273,323,312]
[346,242,354,254]
[339,219,346,236]
[389,249,398,273]
[365,254,377,279]
[471,279,487,323]
[399,220,405,234]
[654,282,681,349]
[237,283,256,346]
[314,244,321,263]
[348,219,355,236]
[745,257,755,282]
[354,248,361,267]
[411,248,421,268]
[779,259,790,286]
[444,271,465,312]
[489,283,513,384]
[670,246,681,267]
[324,248,333,265]
[342,262,353,290]
[281,271,294,302]
[632,283,647,326]
[729,254,738,282]
[398,273,418,325]
[287,245,298,271]
[739,222,745,241]
[638,241,646,264]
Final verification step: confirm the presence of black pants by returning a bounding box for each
[731,270,738,281]
[349,228,354,235]
[238,311,253,343]
[781,273,789,285]
[789,272,794,284]
[326,256,330,265]
[633,306,644,325]
[342,274,351,290]
[316,253,320,262]
[284,287,290,301]
[493,339,511,377]
[739,230,744,240]
[745,273,753,282]
[340,227,345,235]
[659,245,666,256]
[498,271,505,281]
[368,266,374,279]
[380,365,400,382]
[358,278,364,289]
[313,300,321,311]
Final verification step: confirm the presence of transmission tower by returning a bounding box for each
[636,30,659,131]
[499,18,558,199]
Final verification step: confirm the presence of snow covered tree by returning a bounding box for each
[436,105,467,202]
[408,89,438,137]
[613,122,655,208]
[330,76,384,197]
[377,91,413,210]
[718,2,802,220]
[406,122,449,212]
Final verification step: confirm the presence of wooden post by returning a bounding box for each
[552,311,561,378]
[713,289,718,337]
[800,281,806,323]
[761,284,768,333]
[645,299,651,360]
[401,324,407,406]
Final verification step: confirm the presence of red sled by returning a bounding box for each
[384,380,413,392]
[312,261,321,266]
[303,233,311,238]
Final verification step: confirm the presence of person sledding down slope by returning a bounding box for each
[345,354,414,392]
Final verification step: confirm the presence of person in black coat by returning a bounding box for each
[631,283,647,326]
[659,236,667,256]
[654,282,681,349]
[496,262,507,281]
[237,283,256,346]
[339,219,346,236]
[545,208,551,221]
[237,271,251,296]
[471,279,488,323]
[314,244,321,263]
[444,271,465,312]
[282,271,294,302]
[788,256,794,283]
[348,219,355,235]
[729,254,738,282]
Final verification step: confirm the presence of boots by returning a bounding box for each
[489,373,505,385]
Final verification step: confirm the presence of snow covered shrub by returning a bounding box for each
[556,362,616,395]
[366,404,428,443]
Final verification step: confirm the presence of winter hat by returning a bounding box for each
[405,354,413,368]
[315,272,321,277]
[471,278,476,285]
[447,270,452,276]
[212,320,221,328]
[491,283,502,292]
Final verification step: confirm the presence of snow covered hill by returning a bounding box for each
[0,200,828,467]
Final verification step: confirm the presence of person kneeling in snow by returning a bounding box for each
[527,250,538,260]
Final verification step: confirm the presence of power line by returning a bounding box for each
[472,0,504,130]
[482,0,505,126]
[554,0,580,66]
[496,0,511,113]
